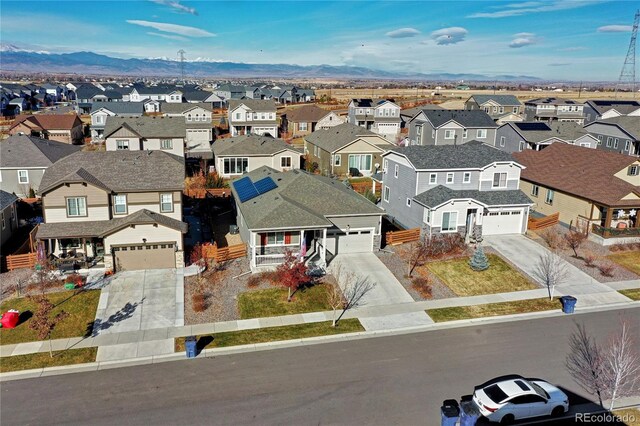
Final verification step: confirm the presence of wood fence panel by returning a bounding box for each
[386,228,421,245]
[351,181,382,194]
[202,242,247,262]
[7,252,37,271]
[527,213,560,231]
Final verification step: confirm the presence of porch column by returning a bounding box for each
[321,228,327,265]
[47,239,52,254]
[251,232,256,268]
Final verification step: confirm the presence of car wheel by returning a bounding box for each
[500,414,515,425]
[552,406,565,417]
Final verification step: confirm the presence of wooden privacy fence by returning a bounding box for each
[527,212,560,231]
[184,188,231,198]
[351,181,382,194]
[203,242,247,262]
[385,228,421,245]
[6,252,37,271]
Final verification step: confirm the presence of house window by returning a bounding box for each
[519,141,525,152]
[531,185,539,197]
[545,189,555,205]
[477,129,487,139]
[492,172,507,188]
[406,198,411,207]
[116,140,129,150]
[463,172,471,183]
[95,115,104,124]
[313,145,319,157]
[223,158,249,175]
[281,156,292,168]
[423,209,431,224]
[597,135,603,145]
[17,170,28,184]
[66,197,87,217]
[187,114,192,122]
[266,232,285,246]
[235,112,241,120]
[499,107,504,114]
[500,136,506,147]
[444,130,455,139]
[441,211,458,232]
[161,139,173,150]
[334,155,341,166]
[513,107,518,114]
[628,165,639,176]
[463,130,468,139]
[446,173,454,184]
[160,193,173,212]
[113,194,127,215]
[394,164,399,178]
[348,154,372,172]
[299,122,307,131]
[606,137,613,147]
[624,140,631,152]
[383,186,390,202]
[429,173,437,184]
[613,138,619,149]
[194,114,200,122]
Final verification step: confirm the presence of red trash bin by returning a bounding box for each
[0,310,20,328]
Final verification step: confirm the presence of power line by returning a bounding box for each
[177,49,186,82]
[615,9,639,98]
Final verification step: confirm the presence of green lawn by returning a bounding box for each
[426,254,537,297]
[0,348,97,373]
[608,251,640,275]
[175,319,363,352]
[427,298,561,322]
[619,288,640,301]
[0,290,100,345]
[237,284,332,319]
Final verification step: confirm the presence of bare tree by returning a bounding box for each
[564,230,587,258]
[566,323,605,406]
[12,268,32,297]
[400,237,430,277]
[28,295,69,357]
[325,283,345,327]
[601,318,640,410]
[330,265,376,326]
[533,251,568,300]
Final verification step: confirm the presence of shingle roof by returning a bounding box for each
[182,90,214,102]
[231,167,384,230]
[468,95,522,106]
[228,99,276,112]
[0,190,19,210]
[1,134,82,168]
[36,209,188,239]
[304,123,378,153]
[75,84,102,99]
[413,185,532,208]
[420,109,498,128]
[10,114,82,131]
[585,100,640,115]
[387,141,516,170]
[595,116,640,139]
[90,102,145,115]
[103,116,186,139]
[284,105,330,122]
[524,97,581,106]
[509,121,591,143]
[213,134,301,157]
[135,86,181,95]
[38,150,185,194]
[513,143,640,207]
[160,102,212,114]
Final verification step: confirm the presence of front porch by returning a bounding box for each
[39,237,106,271]
[250,228,331,271]
[582,205,640,245]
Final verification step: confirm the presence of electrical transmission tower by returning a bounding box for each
[177,49,186,82]
[616,9,639,98]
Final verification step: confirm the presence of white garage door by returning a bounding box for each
[482,210,523,235]
[113,243,176,271]
[326,230,373,254]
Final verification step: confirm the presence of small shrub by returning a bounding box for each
[192,293,206,312]
[412,276,433,299]
[362,188,378,204]
[540,228,563,250]
[582,251,597,268]
[564,230,587,257]
[597,260,615,277]
[246,274,262,288]
[261,271,280,286]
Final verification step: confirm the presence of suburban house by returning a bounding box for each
[408,110,498,146]
[7,97,28,114]
[347,99,401,139]
[523,98,584,124]
[182,90,225,109]
[400,105,442,130]
[228,99,278,137]
[464,94,523,124]
[35,150,187,271]
[103,116,186,157]
[380,141,532,238]
[304,123,395,177]
[90,102,145,140]
[129,86,183,103]
[9,114,84,144]
[582,100,640,124]
[514,143,640,245]
[161,102,214,159]
[212,84,247,102]
[495,121,598,153]
[230,167,385,270]
[0,135,82,197]
[583,116,640,156]
[74,84,104,114]
[281,105,344,137]
[212,134,302,178]
[0,190,19,248]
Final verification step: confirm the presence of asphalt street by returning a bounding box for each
[1,307,638,426]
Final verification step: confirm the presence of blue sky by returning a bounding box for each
[1,0,637,80]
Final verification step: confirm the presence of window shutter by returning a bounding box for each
[260,233,267,246]
[284,232,291,244]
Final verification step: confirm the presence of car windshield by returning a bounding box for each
[530,382,550,400]
[484,384,509,404]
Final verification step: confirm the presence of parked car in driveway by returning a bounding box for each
[472,375,569,424]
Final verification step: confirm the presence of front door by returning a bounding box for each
[466,209,477,236]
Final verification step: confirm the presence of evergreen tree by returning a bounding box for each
[469,245,490,271]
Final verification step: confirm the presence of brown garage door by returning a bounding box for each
[113,243,176,271]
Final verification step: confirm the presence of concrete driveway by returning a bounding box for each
[92,269,184,336]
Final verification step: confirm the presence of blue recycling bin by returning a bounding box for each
[185,336,197,358]
[441,399,460,426]
[561,296,577,314]
[459,400,480,426]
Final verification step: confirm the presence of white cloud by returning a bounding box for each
[147,32,189,41]
[149,0,197,15]
[430,27,468,45]
[385,28,421,38]
[509,32,538,48]
[597,25,633,33]
[469,0,604,18]
[126,20,215,37]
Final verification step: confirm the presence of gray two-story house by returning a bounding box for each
[584,116,640,156]
[523,98,584,124]
[464,94,523,123]
[582,100,640,124]
[495,121,598,153]
[90,102,145,140]
[380,141,532,238]
[408,110,498,146]
[348,99,401,139]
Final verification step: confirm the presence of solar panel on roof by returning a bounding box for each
[233,176,259,203]
[254,176,277,195]
[516,122,551,131]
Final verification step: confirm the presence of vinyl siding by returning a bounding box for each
[381,155,424,229]
[479,164,521,191]
[1,168,46,197]
[44,183,109,208]
[495,125,527,153]
[105,223,184,251]
[416,170,481,194]
[519,180,598,226]
[327,215,381,234]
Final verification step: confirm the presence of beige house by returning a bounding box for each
[36,150,187,271]
[281,105,344,137]
[9,114,84,144]
[304,123,394,176]
[103,116,185,157]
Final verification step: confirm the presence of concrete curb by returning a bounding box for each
[2,300,638,382]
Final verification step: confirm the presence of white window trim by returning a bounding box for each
[423,209,431,224]
[334,154,341,166]
[441,211,458,233]
[266,231,285,246]
[500,136,506,147]
[492,172,507,188]
[406,198,411,207]
[446,172,454,184]
[66,197,87,217]
[444,129,455,140]
[545,189,555,205]
[113,194,127,215]
[161,139,173,150]
[383,186,390,202]
[17,170,29,184]
[477,129,487,139]
[280,156,292,168]
[394,164,399,178]
[531,185,539,197]
[463,172,471,183]
[429,173,437,184]
[160,193,173,213]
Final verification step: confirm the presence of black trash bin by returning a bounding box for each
[459,399,481,426]
[185,336,197,358]
[441,399,460,426]
[561,296,577,314]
